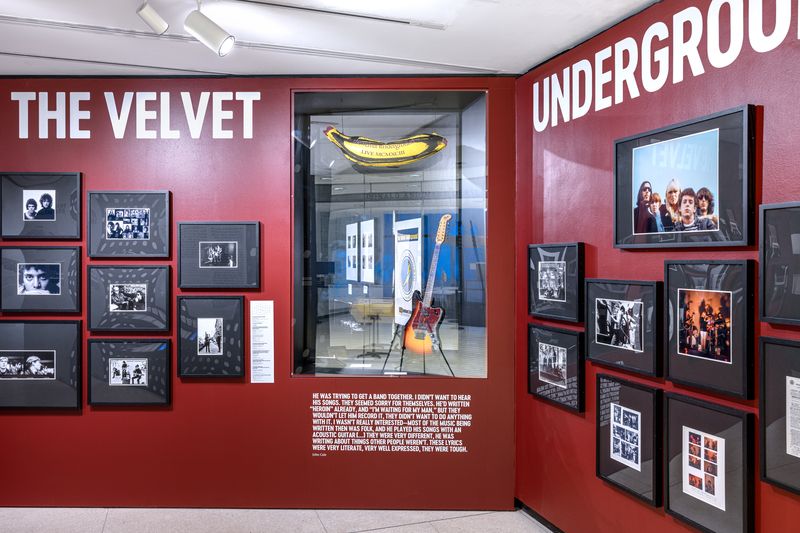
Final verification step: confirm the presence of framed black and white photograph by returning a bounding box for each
[586,279,661,377]
[88,266,170,332]
[178,296,245,377]
[760,336,800,495]
[665,260,753,399]
[1,247,80,312]
[665,393,753,533]
[178,222,260,288]
[1,172,81,239]
[88,339,170,406]
[760,201,800,325]
[528,324,583,413]
[596,374,661,506]
[0,321,81,409]
[87,191,170,257]
[614,105,754,249]
[528,242,584,322]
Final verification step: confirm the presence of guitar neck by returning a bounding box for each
[422,243,442,307]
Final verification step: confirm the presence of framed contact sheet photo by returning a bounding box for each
[664,260,753,399]
[665,393,753,533]
[87,191,170,257]
[614,105,754,249]
[528,242,584,322]
[585,279,661,377]
[596,374,662,506]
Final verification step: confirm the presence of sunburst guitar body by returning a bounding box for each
[402,214,451,355]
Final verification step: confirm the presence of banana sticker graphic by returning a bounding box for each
[323,126,447,169]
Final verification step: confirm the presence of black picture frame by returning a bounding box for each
[585,279,661,377]
[1,246,81,313]
[87,339,170,406]
[759,336,800,495]
[0,320,81,409]
[596,374,662,507]
[664,260,753,399]
[614,105,754,249]
[665,393,753,533]
[528,242,584,322]
[178,222,260,289]
[1,172,81,240]
[759,201,800,325]
[87,190,170,257]
[178,296,245,377]
[527,324,583,413]
[87,265,170,332]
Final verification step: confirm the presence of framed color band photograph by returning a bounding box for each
[614,106,754,249]
[664,260,753,399]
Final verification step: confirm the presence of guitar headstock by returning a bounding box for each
[435,214,452,244]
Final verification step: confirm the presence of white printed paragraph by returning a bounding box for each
[311,392,473,455]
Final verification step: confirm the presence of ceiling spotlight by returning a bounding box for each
[137,2,169,35]
[184,9,235,57]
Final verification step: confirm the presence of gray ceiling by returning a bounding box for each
[0,0,658,76]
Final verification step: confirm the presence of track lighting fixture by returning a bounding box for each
[136,2,169,35]
[184,4,235,57]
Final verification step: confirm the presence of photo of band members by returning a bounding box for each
[538,342,567,389]
[595,298,643,353]
[0,351,56,379]
[537,261,566,302]
[632,129,720,235]
[677,289,732,364]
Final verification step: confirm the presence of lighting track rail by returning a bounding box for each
[0,14,497,74]
[234,0,447,30]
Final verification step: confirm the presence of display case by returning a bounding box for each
[293,91,487,377]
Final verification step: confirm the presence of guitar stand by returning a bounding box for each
[380,325,456,377]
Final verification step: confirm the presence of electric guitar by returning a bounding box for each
[402,214,451,355]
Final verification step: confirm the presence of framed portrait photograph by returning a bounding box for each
[760,201,800,325]
[178,296,245,377]
[178,222,260,288]
[596,374,662,506]
[87,191,170,257]
[87,266,170,332]
[0,320,81,409]
[664,260,753,399]
[0,247,80,312]
[88,339,170,406]
[1,172,81,239]
[585,279,661,377]
[528,324,583,413]
[614,105,754,249]
[760,336,800,495]
[665,393,753,533]
[528,242,584,322]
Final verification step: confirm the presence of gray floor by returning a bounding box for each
[0,508,549,533]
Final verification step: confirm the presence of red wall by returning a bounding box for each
[516,0,800,531]
[0,76,516,508]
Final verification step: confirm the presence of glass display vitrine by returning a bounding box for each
[293,91,487,377]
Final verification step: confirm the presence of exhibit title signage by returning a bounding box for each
[533,0,798,131]
[8,91,261,140]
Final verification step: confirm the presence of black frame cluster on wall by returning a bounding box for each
[523,105,789,533]
[1,174,261,408]
[1,173,84,409]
